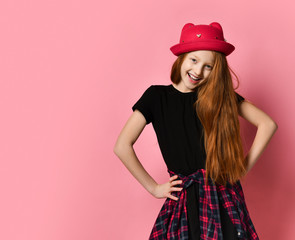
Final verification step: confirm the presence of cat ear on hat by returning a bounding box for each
[182,23,195,31]
[209,22,222,31]
[210,22,226,40]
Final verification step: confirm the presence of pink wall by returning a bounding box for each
[0,0,294,239]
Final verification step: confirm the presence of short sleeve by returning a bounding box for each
[132,85,156,124]
[235,91,245,104]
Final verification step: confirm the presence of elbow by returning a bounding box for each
[264,119,278,133]
[113,145,119,156]
[257,118,278,134]
[113,140,133,156]
[113,138,120,156]
[269,119,278,130]
[113,142,122,156]
[273,121,278,130]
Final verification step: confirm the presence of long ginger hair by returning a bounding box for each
[170,51,248,186]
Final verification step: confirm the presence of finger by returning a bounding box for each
[171,187,183,192]
[167,193,179,201]
[169,175,178,181]
[171,180,183,186]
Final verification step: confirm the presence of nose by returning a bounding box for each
[192,65,203,78]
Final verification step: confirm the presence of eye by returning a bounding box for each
[206,65,213,70]
[191,58,197,63]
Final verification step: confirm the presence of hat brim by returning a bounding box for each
[170,39,235,56]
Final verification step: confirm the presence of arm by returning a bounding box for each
[238,100,278,173]
[113,110,182,201]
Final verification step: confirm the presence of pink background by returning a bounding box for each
[0,0,294,239]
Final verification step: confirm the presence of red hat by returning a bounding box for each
[170,22,235,56]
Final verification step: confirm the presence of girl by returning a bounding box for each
[114,22,278,240]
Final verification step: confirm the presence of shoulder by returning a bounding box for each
[142,84,170,96]
[132,84,167,107]
[234,90,245,104]
[131,84,169,124]
[149,84,170,91]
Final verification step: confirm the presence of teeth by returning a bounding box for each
[188,73,200,80]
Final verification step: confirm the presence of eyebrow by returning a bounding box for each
[191,54,214,65]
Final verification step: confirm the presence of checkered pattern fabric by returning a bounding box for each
[149,169,259,240]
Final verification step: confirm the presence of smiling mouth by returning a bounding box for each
[188,73,202,82]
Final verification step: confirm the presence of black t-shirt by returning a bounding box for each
[132,84,245,175]
[132,83,245,239]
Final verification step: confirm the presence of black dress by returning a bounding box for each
[132,84,245,239]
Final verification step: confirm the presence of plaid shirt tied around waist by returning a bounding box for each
[149,169,259,240]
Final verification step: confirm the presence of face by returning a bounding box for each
[175,50,215,93]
